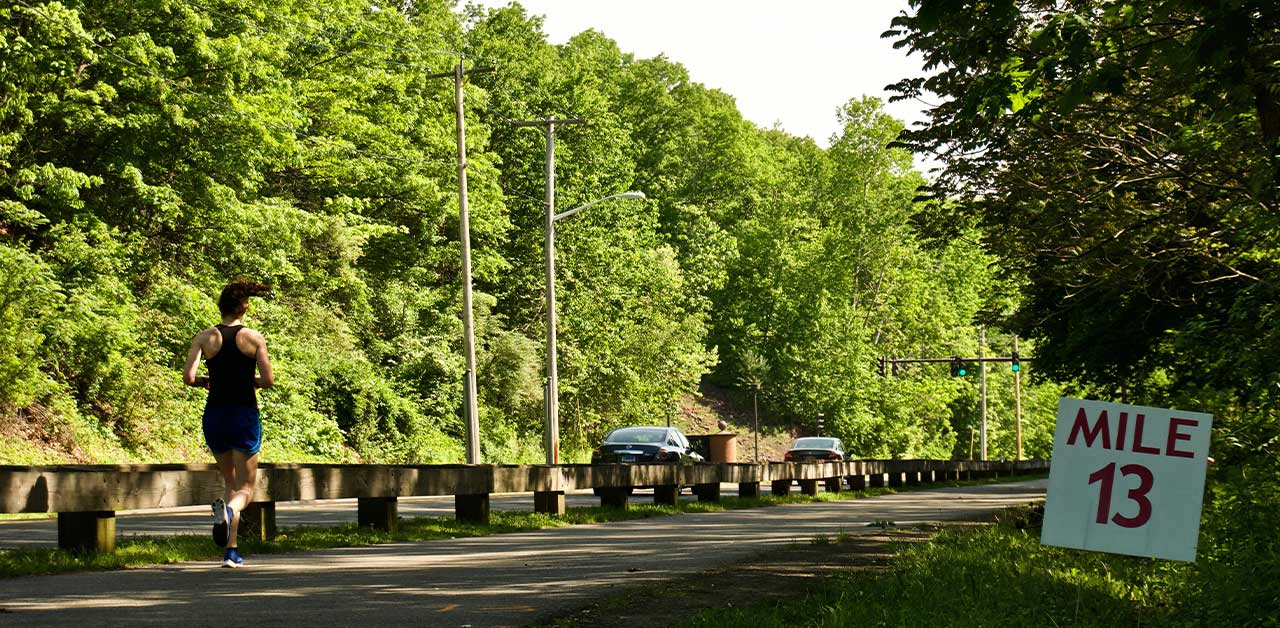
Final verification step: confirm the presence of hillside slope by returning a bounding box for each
[672,383,799,463]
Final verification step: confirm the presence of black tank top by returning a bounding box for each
[206,325,257,408]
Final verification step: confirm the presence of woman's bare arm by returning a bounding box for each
[183,333,208,387]
[253,333,274,390]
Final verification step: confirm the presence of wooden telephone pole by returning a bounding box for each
[428,60,493,464]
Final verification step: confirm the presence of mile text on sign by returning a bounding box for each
[1041,397,1212,562]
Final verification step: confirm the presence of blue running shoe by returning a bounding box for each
[212,498,228,547]
[222,547,244,568]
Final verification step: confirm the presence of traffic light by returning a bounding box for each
[950,357,970,377]
[877,357,886,377]
[1011,351,1021,372]
[817,413,825,435]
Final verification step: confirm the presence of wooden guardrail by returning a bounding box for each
[0,459,1050,552]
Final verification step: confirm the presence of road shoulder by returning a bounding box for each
[531,521,987,628]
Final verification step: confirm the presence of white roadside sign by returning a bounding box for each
[1041,397,1212,562]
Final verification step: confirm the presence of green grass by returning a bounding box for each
[808,528,858,546]
[0,474,1044,579]
[681,507,1179,628]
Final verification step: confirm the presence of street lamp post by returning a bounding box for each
[541,191,645,464]
[513,118,586,465]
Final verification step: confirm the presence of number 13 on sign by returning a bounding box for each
[1041,398,1212,562]
[1088,462,1152,528]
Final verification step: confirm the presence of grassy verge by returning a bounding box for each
[0,513,56,521]
[0,474,1044,579]
[681,506,1180,628]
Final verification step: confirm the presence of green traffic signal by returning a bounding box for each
[1011,351,1021,372]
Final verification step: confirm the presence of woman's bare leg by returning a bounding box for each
[225,450,258,547]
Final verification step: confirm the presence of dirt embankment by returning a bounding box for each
[671,382,800,463]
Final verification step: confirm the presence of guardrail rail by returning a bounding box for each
[0,459,1050,552]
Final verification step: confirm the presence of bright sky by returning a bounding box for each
[471,0,929,149]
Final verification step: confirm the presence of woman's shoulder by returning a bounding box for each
[239,326,268,343]
[190,326,222,352]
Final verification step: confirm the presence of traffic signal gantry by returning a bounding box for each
[875,349,1032,462]
[876,355,1029,377]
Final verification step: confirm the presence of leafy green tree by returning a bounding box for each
[886,0,1280,404]
[887,2,1278,621]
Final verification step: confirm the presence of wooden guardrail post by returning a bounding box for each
[534,491,565,514]
[358,497,398,532]
[598,487,629,509]
[905,463,922,486]
[843,461,863,490]
[653,484,679,506]
[694,483,721,502]
[239,501,277,541]
[57,511,115,553]
[530,463,568,515]
[455,493,490,524]
[921,461,937,483]
[799,479,819,496]
[934,461,950,483]
[888,464,905,487]
[738,482,760,498]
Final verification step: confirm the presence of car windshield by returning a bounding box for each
[605,427,668,444]
[793,437,837,450]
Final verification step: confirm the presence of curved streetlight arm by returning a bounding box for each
[553,191,645,222]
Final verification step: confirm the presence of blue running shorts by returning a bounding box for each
[203,405,262,455]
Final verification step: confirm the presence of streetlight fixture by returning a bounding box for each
[553,192,646,221]
[543,190,646,464]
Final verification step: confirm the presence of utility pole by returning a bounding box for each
[753,383,760,463]
[511,117,587,465]
[429,60,493,464]
[1014,335,1023,461]
[979,326,988,460]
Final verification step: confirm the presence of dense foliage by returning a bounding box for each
[0,0,1056,465]
[887,0,1280,622]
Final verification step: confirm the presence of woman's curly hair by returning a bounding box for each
[217,280,271,316]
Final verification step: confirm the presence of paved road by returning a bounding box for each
[0,480,1046,628]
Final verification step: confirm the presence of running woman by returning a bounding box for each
[183,280,274,568]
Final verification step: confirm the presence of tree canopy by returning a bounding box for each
[1,0,1055,465]
[886,2,1279,620]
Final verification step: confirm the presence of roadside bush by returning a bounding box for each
[0,245,59,408]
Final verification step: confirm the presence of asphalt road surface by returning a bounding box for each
[0,479,1047,628]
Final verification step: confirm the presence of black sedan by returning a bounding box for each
[591,426,705,463]
[783,437,847,462]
